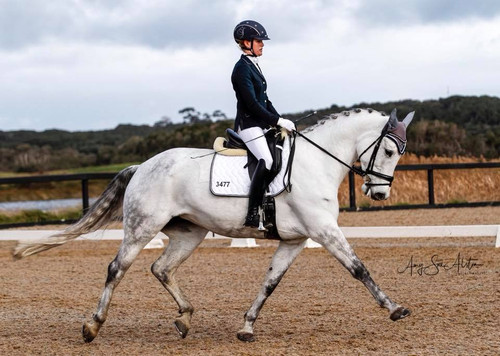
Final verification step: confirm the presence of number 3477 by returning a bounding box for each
[216,181,230,187]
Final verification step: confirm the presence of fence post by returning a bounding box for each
[427,169,435,205]
[82,178,89,214]
[349,171,356,210]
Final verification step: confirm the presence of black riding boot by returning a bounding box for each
[244,159,269,228]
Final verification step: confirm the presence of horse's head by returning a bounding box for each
[359,109,414,201]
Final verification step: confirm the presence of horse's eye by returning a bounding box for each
[385,149,394,157]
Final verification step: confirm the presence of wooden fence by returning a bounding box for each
[1,162,499,228]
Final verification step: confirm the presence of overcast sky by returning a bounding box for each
[1,0,499,131]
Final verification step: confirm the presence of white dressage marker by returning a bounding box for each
[144,235,165,249]
[230,238,259,247]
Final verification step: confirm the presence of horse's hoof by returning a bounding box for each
[82,322,98,343]
[174,319,189,339]
[390,306,411,321]
[237,331,255,342]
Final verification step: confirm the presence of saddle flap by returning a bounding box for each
[225,128,246,149]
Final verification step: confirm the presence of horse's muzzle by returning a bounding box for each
[372,192,387,201]
[362,183,389,201]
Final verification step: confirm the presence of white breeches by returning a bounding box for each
[238,126,273,170]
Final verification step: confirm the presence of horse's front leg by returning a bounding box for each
[237,239,306,342]
[311,224,410,321]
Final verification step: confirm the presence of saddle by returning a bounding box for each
[211,128,294,239]
[214,128,286,181]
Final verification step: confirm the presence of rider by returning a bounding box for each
[231,20,296,228]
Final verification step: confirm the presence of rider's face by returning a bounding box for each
[252,40,264,56]
[243,39,264,56]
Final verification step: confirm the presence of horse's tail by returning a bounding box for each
[13,165,139,260]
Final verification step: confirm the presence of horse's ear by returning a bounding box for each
[402,111,415,128]
[388,108,398,130]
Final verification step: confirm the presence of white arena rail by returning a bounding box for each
[1,225,499,248]
[304,225,500,248]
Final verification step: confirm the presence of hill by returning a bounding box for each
[0,95,498,172]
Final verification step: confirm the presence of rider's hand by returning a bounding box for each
[277,118,296,132]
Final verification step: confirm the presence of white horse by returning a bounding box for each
[14,108,414,342]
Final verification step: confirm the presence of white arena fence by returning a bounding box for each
[1,225,499,248]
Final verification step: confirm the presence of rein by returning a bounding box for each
[292,123,394,187]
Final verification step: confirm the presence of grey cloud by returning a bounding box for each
[85,1,237,48]
[2,0,500,51]
[0,1,71,49]
[0,0,237,50]
[354,0,500,26]
[0,0,355,50]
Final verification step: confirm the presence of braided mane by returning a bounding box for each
[301,108,386,133]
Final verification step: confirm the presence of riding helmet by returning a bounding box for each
[233,20,270,43]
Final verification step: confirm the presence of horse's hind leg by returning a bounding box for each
[82,226,162,343]
[312,225,410,321]
[238,239,306,342]
[151,220,207,338]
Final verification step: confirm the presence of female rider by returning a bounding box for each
[231,20,295,228]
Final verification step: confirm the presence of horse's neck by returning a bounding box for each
[297,113,386,187]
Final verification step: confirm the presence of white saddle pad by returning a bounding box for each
[210,138,291,197]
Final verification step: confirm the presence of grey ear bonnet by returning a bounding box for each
[385,109,415,155]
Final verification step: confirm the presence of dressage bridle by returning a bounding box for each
[292,118,396,188]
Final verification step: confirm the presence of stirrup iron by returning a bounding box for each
[257,209,267,231]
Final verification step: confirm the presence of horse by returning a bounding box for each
[14,108,414,343]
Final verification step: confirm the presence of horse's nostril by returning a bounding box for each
[373,192,385,201]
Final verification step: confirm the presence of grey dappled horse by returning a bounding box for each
[14,108,413,342]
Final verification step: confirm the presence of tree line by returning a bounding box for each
[0,95,498,172]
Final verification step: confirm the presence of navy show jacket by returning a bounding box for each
[231,55,280,130]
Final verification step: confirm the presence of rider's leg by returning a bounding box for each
[238,127,273,228]
[244,159,268,227]
[238,127,273,170]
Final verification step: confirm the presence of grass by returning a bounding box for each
[0,208,82,225]
[445,199,468,204]
[54,163,140,174]
[393,202,412,206]
[0,163,139,177]
[0,180,110,202]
